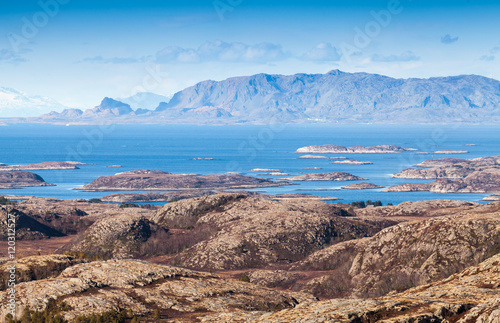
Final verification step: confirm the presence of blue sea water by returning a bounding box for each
[0,123,498,205]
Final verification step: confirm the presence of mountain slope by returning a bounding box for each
[156,70,500,123]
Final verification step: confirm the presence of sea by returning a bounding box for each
[0,123,498,205]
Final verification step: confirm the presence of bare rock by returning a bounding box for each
[285,172,366,181]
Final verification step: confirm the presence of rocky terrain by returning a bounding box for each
[296,144,415,154]
[0,171,54,189]
[341,182,384,190]
[253,252,500,322]
[284,172,366,181]
[0,259,315,321]
[290,201,500,298]
[0,194,499,321]
[0,161,82,171]
[149,193,381,270]
[77,170,290,191]
[389,155,500,193]
[0,254,86,290]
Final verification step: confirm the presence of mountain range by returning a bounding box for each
[2,70,500,124]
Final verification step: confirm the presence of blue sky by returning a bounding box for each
[1,0,500,109]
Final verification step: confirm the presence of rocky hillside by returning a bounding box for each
[291,201,500,298]
[64,214,165,259]
[0,207,64,240]
[253,252,500,322]
[0,259,315,321]
[151,194,384,270]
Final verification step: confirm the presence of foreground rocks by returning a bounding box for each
[284,172,366,181]
[77,170,290,191]
[0,259,315,321]
[292,201,500,298]
[296,144,416,154]
[0,171,53,189]
[253,252,500,322]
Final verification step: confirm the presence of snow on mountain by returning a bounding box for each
[0,87,67,118]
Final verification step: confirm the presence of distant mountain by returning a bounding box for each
[4,70,500,124]
[0,87,67,118]
[156,70,500,123]
[118,92,171,111]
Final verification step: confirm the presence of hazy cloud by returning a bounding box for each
[371,51,420,62]
[155,40,290,64]
[302,43,341,61]
[480,55,495,61]
[441,34,459,44]
[0,48,30,63]
[82,56,150,64]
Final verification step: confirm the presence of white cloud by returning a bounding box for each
[155,40,290,64]
[371,51,420,62]
[302,43,341,61]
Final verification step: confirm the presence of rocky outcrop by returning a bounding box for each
[392,155,500,193]
[354,199,479,218]
[0,254,86,290]
[155,194,381,270]
[253,252,500,322]
[292,201,500,298]
[250,168,281,172]
[296,144,415,154]
[0,171,53,189]
[0,259,315,321]
[386,169,500,193]
[285,172,366,181]
[341,182,384,190]
[0,207,64,240]
[77,170,290,191]
[64,214,164,259]
[0,161,81,171]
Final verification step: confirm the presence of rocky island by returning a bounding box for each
[297,155,347,159]
[433,150,469,154]
[388,155,500,193]
[331,160,373,165]
[285,172,366,181]
[76,170,290,191]
[296,144,416,154]
[0,161,82,171]
[341,182,384,190]
[0,171,54,189]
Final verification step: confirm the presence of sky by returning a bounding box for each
[1,0,500,111]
